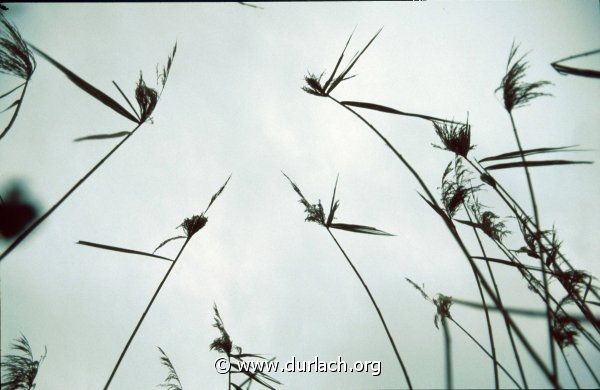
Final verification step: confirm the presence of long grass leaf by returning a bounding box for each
[73,131,131,142]
[328,28,382,93]
[153,235,186,253]
[204,174,232,213]
[0,82,24,99]
[329,222,393,236]
[28,44,138,123]
[77,240,173,262]
[479,145,584,163]
[113,81,140,121]
[551,49,600,79]
[484,160,593,170]
[0,99,19,113]
[341,100,460,124]
[323,30,354,91]
[327,174,339,226]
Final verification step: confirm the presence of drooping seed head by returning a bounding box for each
[302,72,326,96]
[180,214,208,239]
[497,42,551,112]
[135,72,158,123]
[551,314,580,348]
[0,15,36,80]
[433,121,473,157]
[433,294,453,329]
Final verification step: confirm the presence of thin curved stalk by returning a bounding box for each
[0,80,29,140]
[104,238,189,389]
[327,95,558,387]
[326,228,413,389]
[0,123,142,262]
[450,318,523,389]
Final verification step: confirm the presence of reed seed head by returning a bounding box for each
[554,269,589,298]
[0,334,45,390]
[0,15,35,80]
[440,159,478,217]
[210,304,233,355]
[135,72,158,123]
[433,294,453,329]
[551,314,580,348]
[480,172,496,188]
[471,203,508,242]
[180,214,208,238]
[497,42,551,112]
[302,72,326,96]
[433,120,473,157]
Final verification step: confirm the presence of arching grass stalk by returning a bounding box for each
[0,43,177,262]
[283,174,413,389]
[75,176,230,389]
[497,42,559,380]
[327,96,557,386]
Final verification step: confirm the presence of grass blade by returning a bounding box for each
[28,44,138,123]
[204,174,232,213]
[0,99,20,113]
[329,222,394,236]
[73,131,131,142]
[327,28,382,94]
[112,81,140,121]
[323,30,354,92]
[484,159,593,171]
[551,49,600,79]
[480,145,584,163]
[341,100,460,124]
[77,240,173,262]
[153,235,185,254]
[0,83,24,99]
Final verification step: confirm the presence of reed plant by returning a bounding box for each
[157,347,183,390]
[75,176,230,389]
[0,334,46,390]
[210,304,281,390]
[0,41,177,262]
[302,29,598,388]
[283,173,413,388]
[0,14,36,140]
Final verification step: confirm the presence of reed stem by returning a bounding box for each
[0,123,142,262]
[104,238,189,389]
[328,96,559,387]
[326,228,413,389]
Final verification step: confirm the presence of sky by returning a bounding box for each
[1,2,599,389]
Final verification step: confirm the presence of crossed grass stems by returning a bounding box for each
[302,29,598,389]
[0,13,177,263]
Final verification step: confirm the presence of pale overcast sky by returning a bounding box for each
[1,2,599,389]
